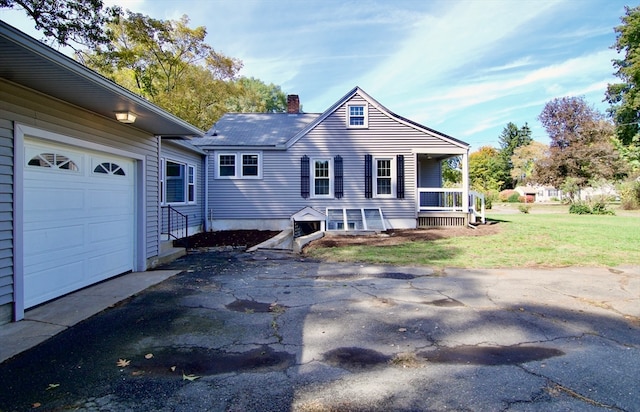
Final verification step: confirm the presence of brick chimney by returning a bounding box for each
[287,94,300,114]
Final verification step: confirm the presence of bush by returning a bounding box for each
[518,195,535,203]
[499,190,517,202]
[518,205,531,214]
[591,200,615,215]
[569,200,615,215]
[618,179,640,210]
[507,193,520,203]
[569,202,592,215]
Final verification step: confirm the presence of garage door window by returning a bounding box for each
[93,162,126,176]
[28,153,79,171]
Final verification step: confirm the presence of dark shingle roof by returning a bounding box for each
[192,113,320,147]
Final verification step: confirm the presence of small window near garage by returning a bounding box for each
[162,159,196,205]
[347,104,368,128]
[28,153,79,171]
[94,162,125,176]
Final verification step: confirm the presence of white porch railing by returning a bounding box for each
[417,188,485,224]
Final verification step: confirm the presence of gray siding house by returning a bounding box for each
[0,22,203,324]
[193,88,478,232]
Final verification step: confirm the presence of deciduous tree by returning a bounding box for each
[0,0,120,50]
[81,13,242,129]
[535,96,626,188]
[469,146,503,193]
[606,5,640,165]
[510,141,548,185]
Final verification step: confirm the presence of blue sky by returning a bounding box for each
[0,0,630,149]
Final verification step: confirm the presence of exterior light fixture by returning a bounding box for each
[114,111,137,124]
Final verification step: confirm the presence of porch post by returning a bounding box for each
[461,150,469,220]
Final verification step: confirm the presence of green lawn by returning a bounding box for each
[305,210,640,268]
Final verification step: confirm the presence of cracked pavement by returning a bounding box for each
[0,250,638,411]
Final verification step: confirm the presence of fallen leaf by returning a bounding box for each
[32,402,41,408]
[145,353,153,359]
[398,328,407,332]
[131,370,144,376]
[170,366,176,372]
[182,373,200,381]
[116,359,131,367]
[46,383,60,391]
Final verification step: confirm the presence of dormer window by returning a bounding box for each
[347,104,368,128]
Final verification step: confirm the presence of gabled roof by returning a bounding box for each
[0,21,203,138]
[194,113,320,148]
[285,86,469,149]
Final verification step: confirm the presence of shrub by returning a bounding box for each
[507,193,521,203]
[569,202,592,215]
[518,195,535,203]
[518,205,531,214]
[499,190,517,202]
[590,200,615,215]
[618,179,640,210]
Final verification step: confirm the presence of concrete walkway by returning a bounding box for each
[0,270,180,363]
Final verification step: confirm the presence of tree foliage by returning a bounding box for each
[606,5,640,159]
[81,12,243,129]
[535,96,626,188]
[441,156,462,187]
[469,146,504,193]
[0,0,121,50]
[510,141,548,184]
[497,122,533,188]
[226,77,287,113]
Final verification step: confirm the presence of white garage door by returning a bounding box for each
[23,138,135,308]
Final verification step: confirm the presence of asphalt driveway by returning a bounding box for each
[0,250,638,411]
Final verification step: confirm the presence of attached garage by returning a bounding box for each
[22,138,136,308]
[0,21,204,324]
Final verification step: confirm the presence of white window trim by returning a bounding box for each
[161,158,197,205]
[374,156,396,198]
[311,157,334,199]
[347,103,368,128]
[216,151,262,179]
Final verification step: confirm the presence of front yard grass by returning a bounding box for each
[304,211,640,268]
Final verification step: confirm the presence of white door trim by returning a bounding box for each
[13,123,147,321]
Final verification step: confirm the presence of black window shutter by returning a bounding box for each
[334,155,343,199]
[396,154,405,199]
[301,155,310,199]
[364,154,372,199]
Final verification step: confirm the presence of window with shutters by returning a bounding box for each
[312,158,333,198]
[374,157,395,197]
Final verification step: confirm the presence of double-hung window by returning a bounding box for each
[374,157,395,197]
[162,159,196,204]
[347,104,368,128]
[216,152,262,178]
[312,158,333,198]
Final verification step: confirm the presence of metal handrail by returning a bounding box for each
[161,205,189,249]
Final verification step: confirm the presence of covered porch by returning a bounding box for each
[415,151,485,227]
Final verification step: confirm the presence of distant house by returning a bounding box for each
[0,21,203,324]
[188,88,482,233]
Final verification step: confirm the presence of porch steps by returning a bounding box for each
[150,240,186,268]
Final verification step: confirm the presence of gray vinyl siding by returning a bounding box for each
[160,141,205,233]
[207,94,464,225]
[1,80,161,263]
[0,117,13,321]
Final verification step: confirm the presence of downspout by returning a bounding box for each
[203,153,210,232]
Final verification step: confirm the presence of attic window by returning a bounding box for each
[28,153,79,171]
[347,104,368,128]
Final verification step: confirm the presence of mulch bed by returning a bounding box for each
[177,230,281,248]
